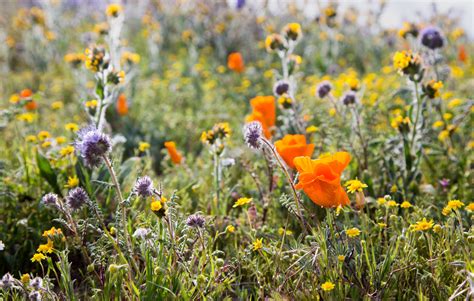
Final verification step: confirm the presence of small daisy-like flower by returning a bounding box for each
[243,121,263,150]
[410,218,434,232]
[37,239,54,254]
[51,101,63,110]
[150,198,163,212]
[422,80,443,99]
[31,253,47,263]
[66,187,89,210]
[138,142,150,152]
[278,227,293,236]
[387,200,399,207]
[378,222,387,228]
[226,225,235,233]
[252,238,263,251]
[346,227,361,238]
[466,203,474,212]
[38,131,51,141]
[42,227,63,238]
[20,274,30,284]
[85,99,98,108]
[65,176,79,188]
[447,199,464,210]
[344,179,367,194]
[233,197,252,208]
[60,145,75,157]
[282,22,302,42]
[400,201,412,209]
[41,193,59,207]
[376,197,386,206]
[420,26,444,50]
[74,126,112,168]
[265,34,287,53]
[212,122,231,140]
[337,255,345,262]
[134,176,154,198]
[316,81,332,98]
[65,123,79,132]
[186,214,205,228]
[106,3,123,17]
[321,281,335,291]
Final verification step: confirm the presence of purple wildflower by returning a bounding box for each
[186,214,205,228]
[316,81,332,98]
[134,176,154,198]
[341,91,357,106]
[74,126,111,168]
[41,193,59,207]
[420,27,444,50]
[66,187,89,210]
[243,122,263,149]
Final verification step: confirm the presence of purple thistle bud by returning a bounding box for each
[41,193,59,207]
[186,214,205,228]
[29,277,43,290]
[66,187,89,210]
[341,91,357,106]
[1,273,14,289]
[273,80,291,96]
[316,81,332,98]
[134,176,154,198]
[243,122,263,150]
[29,291,42,301]
[420,27,444,50]
[74,125,112,168]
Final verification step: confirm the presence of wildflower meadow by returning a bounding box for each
[0,1,473,300]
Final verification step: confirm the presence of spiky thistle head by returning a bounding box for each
[134,176,154,198]
[66,187,89,210]
[74,125,111,168]
[243,121,263,150]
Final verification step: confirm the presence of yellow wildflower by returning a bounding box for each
[321,281,335,291]
[31,253,47,263]
[400,201,412,209]
[65,176,79,188]
[38,131,51,141]
[85,100,98,108]
[306,125,318,133]
[226,225,235,233]
[138,142,150,152]
[60,145,74,157]
[20,274,30,284]
[233,197,252,208]
[51,101,63,110]
[106,3,122,17]
[410,218,434,232]
[37,239,54,254]
[346,227,361,238]
[56,136,66,145]
[252,238,263,251]
[65,123,79,132]
[337,255,345,262]
[387,200,398,207]
[345,179,368,194]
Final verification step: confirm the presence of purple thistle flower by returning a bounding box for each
[243,122,263,150]
[186,214,205,228]
[66,187,89,210]
[29,277,43,290]
[236,0,245,9]
[316,81,332,98]
[1,273,14,289]
[74,126,111,168]
[273,80,291,96]
[134,176,154,198]
[41,193,59,207]
[420,26,444,50]
[341,91,357,106]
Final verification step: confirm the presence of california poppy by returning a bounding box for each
[275,134,314,169]
[20,89,33,99]
[116,93,128,116]
[246,95,275,138]
[458,45,468,63]
[227,52,245,73]
[164,141,182,164]
[24,101,38,110]
[293,152,351,208]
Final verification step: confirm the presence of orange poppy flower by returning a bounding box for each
[24,100,38,110]
[227,52,245,73]
[20,89,33,99]
[293,152,351,208]
[164,141,182,164]
[246,95,275,138]
[275,134,315,169]
[116,93,128,116]
[458,45,468,63]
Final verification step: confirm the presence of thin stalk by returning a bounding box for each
[260,138,310,234]
[410,82,422,148]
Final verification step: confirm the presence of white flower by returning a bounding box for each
[0,240,4,251]
[132,228,150,240]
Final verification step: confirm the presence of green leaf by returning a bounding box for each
[36,152,62,196]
